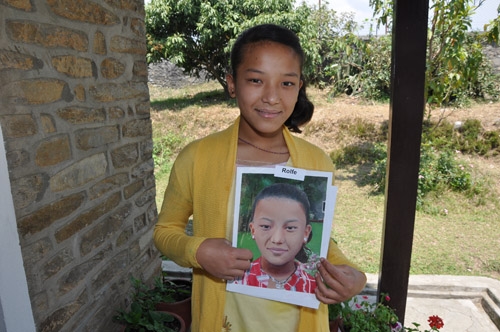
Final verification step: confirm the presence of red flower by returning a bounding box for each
[428,315,444,329]
[385,295,391,302]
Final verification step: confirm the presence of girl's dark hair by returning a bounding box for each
[230,24,314,133]
[250,183,312,263]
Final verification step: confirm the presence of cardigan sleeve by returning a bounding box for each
[153,141,206,269]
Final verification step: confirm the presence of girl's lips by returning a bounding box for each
[256,108,281,118]
[267,247,288,255]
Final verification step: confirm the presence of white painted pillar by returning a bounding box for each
[0,126,36,332]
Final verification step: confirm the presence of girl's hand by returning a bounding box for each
[196,238,253,281]
[314,258,367,304]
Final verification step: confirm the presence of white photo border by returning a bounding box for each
[226,166,338,309]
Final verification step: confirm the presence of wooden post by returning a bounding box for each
[378,0,429,325]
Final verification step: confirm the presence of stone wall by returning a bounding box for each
[0,0,159,331]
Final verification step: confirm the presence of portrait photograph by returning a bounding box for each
[226,166,338,309]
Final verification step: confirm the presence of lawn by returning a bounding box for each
[150,82,500,280]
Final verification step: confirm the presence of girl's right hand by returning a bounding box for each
[196,238,253,280]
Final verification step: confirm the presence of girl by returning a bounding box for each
[238,183,316,293]
[154,24,366,332]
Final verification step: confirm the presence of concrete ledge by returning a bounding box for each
[363,274,500,331]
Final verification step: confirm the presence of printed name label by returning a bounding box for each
[274,166,305,181]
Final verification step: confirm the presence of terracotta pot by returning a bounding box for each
[155,279,192,329]
[119,311,186,332]
[329,317,344,332]
[155,297,191,330]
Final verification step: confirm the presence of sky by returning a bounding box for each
[302,0,499,35]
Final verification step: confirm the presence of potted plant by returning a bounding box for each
[127,276,192,330]
[152,277,192,329]
[114,300,186,332]
[328,294,444,332]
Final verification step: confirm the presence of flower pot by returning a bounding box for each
[155,278,192,329]
[119,311,186,332]
[155,296,191,330]
[329,317,345,332]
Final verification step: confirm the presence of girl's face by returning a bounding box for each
[226,41,303,138]
[249,197,311,268]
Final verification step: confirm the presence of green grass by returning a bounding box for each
[151,83,500,280]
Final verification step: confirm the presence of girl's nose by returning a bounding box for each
[262,85,280,105]
[270,228,285,244]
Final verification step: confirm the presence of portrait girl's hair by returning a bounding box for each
[229,24,314,133]
[249,182,313,263]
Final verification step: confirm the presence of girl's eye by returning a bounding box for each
[248,78,262,84]
[259,224,271,230]
[286,226,298,232]
[283,81,295,87]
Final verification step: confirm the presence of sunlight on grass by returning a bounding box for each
[151,83,500,280]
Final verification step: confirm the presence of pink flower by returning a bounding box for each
[355,303,361,309]
[385,295,391,302]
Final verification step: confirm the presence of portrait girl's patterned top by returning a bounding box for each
[234,257,316,293]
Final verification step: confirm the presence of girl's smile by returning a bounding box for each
[227,40,303,140]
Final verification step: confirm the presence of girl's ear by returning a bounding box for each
[304,224,312,242]
[226,74,236,98]
[249,222,255,236]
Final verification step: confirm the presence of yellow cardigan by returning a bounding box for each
[154,117,358,332]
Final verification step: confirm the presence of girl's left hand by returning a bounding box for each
[314,258,367,304]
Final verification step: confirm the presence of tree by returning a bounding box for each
[145,0,304,95]
[369,0,500,107]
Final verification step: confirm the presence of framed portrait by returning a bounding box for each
[226,165,338,309]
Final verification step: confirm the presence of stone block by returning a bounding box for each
[89,173,129,200]
[42,247,74,280]
[135,186,155,207]
[93,30,107,55]
[1,79,72,105]
[40,114,56,133]
[7,20,88,51]
[100,57,125,79]
[131,159,154,179]
[130,17,145,37]
[79,204,130,256]
[2,0,33,11]
[18,192,86,238]
[133,60,148,78]
[0,49,42,70]
[110,143,139,168]
[75,126,119,150]
[35,135,71,167]
[0,114,37,138]
[58,246,111,295]
[110,35,146,55]
[116,226,133,248]
[124,179,142,199]
[50,153,107,192]
[122,118,151,137]
[74,85,86,101]
[52,55,96,78]
[91,250,128,292]
[57,106,106,124]
[6,149,30,169]
[55,192,121,243]
[46,0,120,25]
[109,106,125,119]
[39,290,88,332]
[11,172,48,209]
[89,82,148,102]
[135,100,150,115]
[21,237,53,267]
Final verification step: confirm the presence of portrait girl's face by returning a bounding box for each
[226,41,303,138]
[249,197,311,268]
